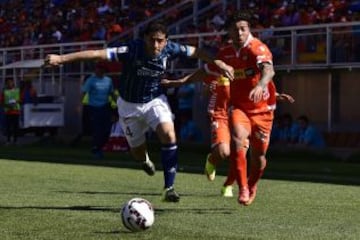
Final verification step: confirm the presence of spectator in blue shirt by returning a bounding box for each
[278,113,299,144]
[81,62,114,159]
[296,115,326,148]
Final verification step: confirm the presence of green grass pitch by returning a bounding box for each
[0,141,359,240]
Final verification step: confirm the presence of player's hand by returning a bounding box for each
[249,85,264,103]
[44,54,62,67]
[222,64,234,81]
[276,93,295,103]
[214,60,234,81]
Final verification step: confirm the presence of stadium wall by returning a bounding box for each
[274,69,360,132]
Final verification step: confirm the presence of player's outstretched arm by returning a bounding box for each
[44,49,108,67]
[161,69,207,88]
[187,46,234,81]
[276,92,295,103]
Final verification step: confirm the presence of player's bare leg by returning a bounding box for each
[130,143,155,176]
[205,142,230,181]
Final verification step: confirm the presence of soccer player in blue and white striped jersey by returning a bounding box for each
[45,20,234,202]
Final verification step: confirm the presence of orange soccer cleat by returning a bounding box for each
[238,187,250,205]
[245,185,257,206]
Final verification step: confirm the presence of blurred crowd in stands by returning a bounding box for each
[190,1,360,63]
[0,0,359,48]
[0,0,185,47]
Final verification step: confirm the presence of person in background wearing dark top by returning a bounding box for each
[176,83,195,139]
[70,74,93,147]
[1,78,21,145]
[20,80,38,105]
[81,62,115,159]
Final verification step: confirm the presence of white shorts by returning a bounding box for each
[117,94,173,148]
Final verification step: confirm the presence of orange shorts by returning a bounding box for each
[210,117,230,148]
[231,109,274,153]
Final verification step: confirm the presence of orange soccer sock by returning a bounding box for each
[231,149,248,188]
[248,166,265,189]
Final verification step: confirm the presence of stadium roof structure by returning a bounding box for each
[0,59,44,69]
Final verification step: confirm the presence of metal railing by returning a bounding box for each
[1,21,360,134]
[168,21,360,72]
[0,41,105,95]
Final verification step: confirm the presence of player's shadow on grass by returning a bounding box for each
[155,207,234,215]
[0,205,118,212]
[56,190,220,198]
[56,190,161,196]
[93,230,133,235]
[0,205,234,215]
[0,205,134,235]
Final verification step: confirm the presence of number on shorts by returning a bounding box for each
[125,126,133,137]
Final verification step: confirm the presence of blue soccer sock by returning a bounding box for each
[161,143,178,189]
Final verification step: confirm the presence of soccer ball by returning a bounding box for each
[120,198,155,232]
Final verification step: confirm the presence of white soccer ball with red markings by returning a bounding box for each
[121,198,155,232]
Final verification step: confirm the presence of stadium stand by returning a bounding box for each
[1,0,360,48]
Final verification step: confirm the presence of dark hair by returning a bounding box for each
[224,11,252,29]
[144,20,168,38]
[297,115,309,124]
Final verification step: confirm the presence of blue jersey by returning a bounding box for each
[106,39,192,103]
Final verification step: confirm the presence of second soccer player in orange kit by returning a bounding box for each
[205,11,277,205]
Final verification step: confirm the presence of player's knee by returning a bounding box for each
[243,138,249,149]
[159,129,176,144]
[250,151,267,168]
[156,122,176,144]
[233,136,248,150]
[217,144,230,159]
[211,143,230,160]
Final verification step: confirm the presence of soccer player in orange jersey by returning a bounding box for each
[218,79,295,198]
[204,11,278,206]
[162,75,294,200]
[203,74,234,196]
[163,73,232,182]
